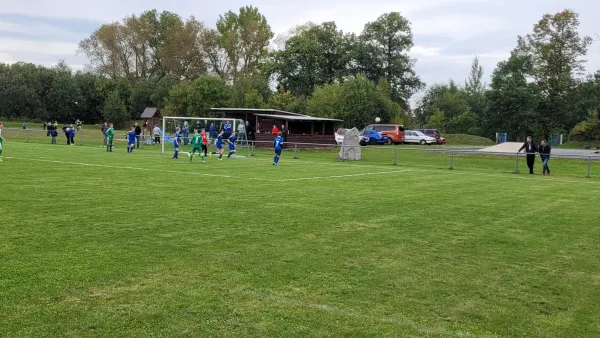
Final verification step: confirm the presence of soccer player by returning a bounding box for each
[0,121,5,161]
[201,128,208,158]
[105,123,114,152]
[188,129,206,163]
[173,127,181,159]
[273,131,283,165]
[227,132,236,158]
[127,126,136,153]
[211,130,225,160]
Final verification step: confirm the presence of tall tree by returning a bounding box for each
[271,22,349,97]
[216,6,273,83]
[79,9,208,80]
[355,12,424,106]
[517,9,592,135]
[485,50,542,139]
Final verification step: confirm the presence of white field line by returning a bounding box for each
[246,291,494,338]
[4,157,411,182]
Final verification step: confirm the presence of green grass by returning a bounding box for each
[443,134,496,146]
[1,140,600,337]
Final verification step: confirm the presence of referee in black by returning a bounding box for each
[519,136,537,174]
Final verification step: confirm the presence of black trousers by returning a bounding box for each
[526,154,535,173]
[201,144,208,156]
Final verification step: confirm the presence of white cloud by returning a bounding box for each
[0,20,81,39]
[0,37,78,55]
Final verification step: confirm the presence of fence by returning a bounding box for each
[5,128,600,178]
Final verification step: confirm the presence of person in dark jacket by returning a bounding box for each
[539,140,551,176]
[101,122,109,145]
[518,136,537,174]
[134,123,142,148]
[68,124,75,145]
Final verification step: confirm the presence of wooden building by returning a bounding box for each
[140,107,162,128]
[210,108,343,148]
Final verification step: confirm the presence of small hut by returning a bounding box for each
[141,107,161,134]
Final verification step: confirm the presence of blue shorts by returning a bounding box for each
[128,142,135,147]
[229,145,235,151]
[173,141,180,148]
[217,144,223,150]
[275,147,282,155]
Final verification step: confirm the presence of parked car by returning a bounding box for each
[365,124,405,144]
[336,128,369,145]
[415,129,446,144]
[360,129,390,145]
[405,130,437,145]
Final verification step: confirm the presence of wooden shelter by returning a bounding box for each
[210,108,343,148]
[140,107,162,128]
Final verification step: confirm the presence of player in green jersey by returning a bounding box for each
[105,123,114,152]
[188,129,206,163]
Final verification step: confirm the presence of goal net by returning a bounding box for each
[161,116,251,157]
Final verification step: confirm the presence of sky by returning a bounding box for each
[1,0,599,91]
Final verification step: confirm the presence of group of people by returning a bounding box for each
[519,136,552,175]
[169,124,284,165]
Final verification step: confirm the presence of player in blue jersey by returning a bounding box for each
[273,132,283,165]
[211,130,225,160]
[127,126,136,153]
[173,127,181,159]
[224,120,232,139]
[227,132,236,158]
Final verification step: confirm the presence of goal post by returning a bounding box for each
[161,116,252,157]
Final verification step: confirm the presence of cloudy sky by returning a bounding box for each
[1,0,599,89]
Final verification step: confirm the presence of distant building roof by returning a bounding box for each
[210,107,305,116]
[141,107,160,119]
[253,113,342,122]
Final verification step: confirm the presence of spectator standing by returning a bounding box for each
[101,122,109,145]
[224,120,232,139]
[209,123,216,140]
[68,124,75,145]
[153,125,161,144]
[75,119,82,131]
[62,124,70,145]
[134,123,142,148]
[245,121,255,144]
[281,124,288,142]
[539,140,551,176]
[519,136,537,174]
[49,123,57,144]
[182,121,190,145]
[272,124,279,135]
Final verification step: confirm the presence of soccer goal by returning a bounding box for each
[161,116,252,157]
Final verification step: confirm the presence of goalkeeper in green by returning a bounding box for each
[188,129,206,163]
[105,123,115,152]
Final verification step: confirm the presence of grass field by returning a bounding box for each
[2,139,600,337]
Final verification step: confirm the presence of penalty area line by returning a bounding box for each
[276,169,412,181]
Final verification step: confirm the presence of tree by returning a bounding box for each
[427,109,445,130]
[485,50,542,140]
[129,79,155,119]
[103,90,128,128]
[216,6,273,83]
[187,75,231,116]
[164,81,191,116]
[268,89,299,112]
[517,9,593,135]
[571,109,600,142]
[355,12,424,106]
[306,75,398,128]
[416,81,469,126]
[78,9,208,80]
[271,22,349,97]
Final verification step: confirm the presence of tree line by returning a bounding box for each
[0,7,599,142]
